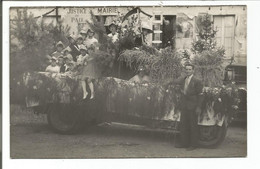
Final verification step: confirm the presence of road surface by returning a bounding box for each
[10,105,247,158]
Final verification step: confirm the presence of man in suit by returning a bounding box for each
[174,63,203,150]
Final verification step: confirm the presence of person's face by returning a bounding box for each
[69,38,75,44]
[77,39,83,45]
[51,60,57,66]
[138,69,145,77]
[143,29,148,36]
[80,49,87,55]
[185,65,194,76]
[64,51,69,55]
[80,33,87,39]
[110,25,117,33]
[57,46,63,52]
[58,58,64,65]
[64,58,69,64]
[88,32,94,37]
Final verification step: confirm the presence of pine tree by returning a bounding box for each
[10,9,70,81]
[192,14,217,54]
[191,14,225,87]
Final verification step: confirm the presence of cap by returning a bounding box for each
[51,56,57,61]
[80,30,88,35]
[141,22,153,34]
[62,46,72,53]
[79,45,88,51]
[77,35,84,40]
[67,34,77,40]
[87,28,95,34]
[56,41,64,48]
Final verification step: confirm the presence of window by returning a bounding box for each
[213,15,235,58]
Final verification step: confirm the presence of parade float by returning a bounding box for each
[10,9,240,148]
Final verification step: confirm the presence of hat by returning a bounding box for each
[56,41,64,48]
[62,46,72,53]
[77,35,84,40]
[105,16,118,27]
[79,45,88,51]
[51,56,57,61]
[67,34,77,40]
[58,55,64,59]
[87,28,95,34]
[108,22,118,29]
[141,22,153,34]
[80,30,88,35]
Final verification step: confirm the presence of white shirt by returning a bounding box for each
[45,65,60,73]
[84,37,98,48]
[76,54,88,65]
[108,32,119,43]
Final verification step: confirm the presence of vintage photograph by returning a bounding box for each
[9,5,247,158]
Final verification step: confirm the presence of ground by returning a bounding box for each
[10,105,247,158]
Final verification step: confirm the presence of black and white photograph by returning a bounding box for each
[8,4,247,159]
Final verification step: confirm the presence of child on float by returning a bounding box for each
[46,41,64,60]
[45,57,60,73]
[76,35,84,47]
[62,46,74,62]
[76,45,97,100]
[84,29,99,51]
[108,22,119,43]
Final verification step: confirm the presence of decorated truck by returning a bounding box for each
[13,71,239,148]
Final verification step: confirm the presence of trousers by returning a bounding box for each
[180,109,199,147]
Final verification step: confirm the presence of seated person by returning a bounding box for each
[64,56,75,72]
[62,47,74,62]
[57,56,66,73]
[47,41,64,60]
[129,66,151,83]
[45,57,60,73]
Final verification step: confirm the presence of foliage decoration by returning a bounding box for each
[119,46,183,84]
[191,13,226,87]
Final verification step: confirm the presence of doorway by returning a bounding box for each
[162,15,176,49]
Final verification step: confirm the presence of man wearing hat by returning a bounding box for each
[134,22,153,47]
[108,22,119,43]
[84,29,99,50]
[67,34,80,62]
[45,57,60,73]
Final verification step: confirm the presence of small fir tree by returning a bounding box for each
[191,14,225,87]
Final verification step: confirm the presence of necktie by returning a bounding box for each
[184,76,190,95]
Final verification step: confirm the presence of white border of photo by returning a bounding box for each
[3,1,260,169]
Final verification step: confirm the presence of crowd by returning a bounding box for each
[44,20,154,99]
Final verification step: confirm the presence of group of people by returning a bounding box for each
[45,27,101,100]
[44,20,154,99]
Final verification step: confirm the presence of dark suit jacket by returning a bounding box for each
[176,75,203,111]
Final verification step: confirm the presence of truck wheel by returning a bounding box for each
[198,123,228,148]
[47,103,84,134]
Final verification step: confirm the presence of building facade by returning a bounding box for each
[10,6,247,65]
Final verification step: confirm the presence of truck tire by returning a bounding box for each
[198,122,228,148]
[47,103,84,134]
